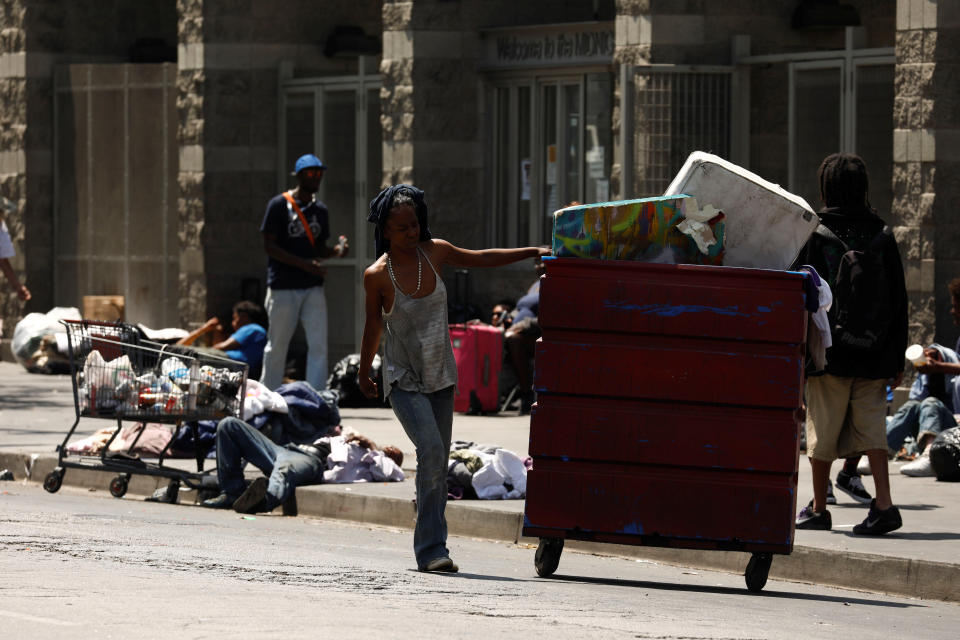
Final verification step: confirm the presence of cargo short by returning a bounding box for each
[805,374,888,461]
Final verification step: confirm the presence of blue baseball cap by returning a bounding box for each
[293,154,327,174]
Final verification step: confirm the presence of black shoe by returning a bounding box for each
[282,491,298,517]
[200,492,236,509]
[853,499,902,535]
[232,477,272,514]
[419,556,459,573]
[836,469,872,504]
[145,481,180,504]
[825,479,836,505]
[796,500,832,530]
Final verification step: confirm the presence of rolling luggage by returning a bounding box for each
[664,151,819,270]
[449,323,502,414]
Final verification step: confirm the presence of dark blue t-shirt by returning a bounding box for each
[225,323,267,370]
[260,192,330,289]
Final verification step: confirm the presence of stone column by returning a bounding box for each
[613,0,652,199]
[177,0,208,327]
[380,0,483,245]
[0,2,28,341]
[893,0,959,345]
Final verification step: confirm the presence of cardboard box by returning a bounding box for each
[552,195,725,266]
[83,295,125,322]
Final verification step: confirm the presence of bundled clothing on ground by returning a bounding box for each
[171,380,340,458]
[446,440,531,500]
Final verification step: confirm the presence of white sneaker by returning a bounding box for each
[857,457,872,476]
[900,452,934,477]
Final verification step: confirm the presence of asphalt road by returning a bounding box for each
[2,483,958,640]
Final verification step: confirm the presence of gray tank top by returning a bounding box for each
[381,246,458,399]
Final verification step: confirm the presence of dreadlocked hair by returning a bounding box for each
[817,153,874,213]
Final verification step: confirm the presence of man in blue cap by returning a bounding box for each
[259,153,349,390]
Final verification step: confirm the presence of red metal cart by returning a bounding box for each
[523,258,807,592]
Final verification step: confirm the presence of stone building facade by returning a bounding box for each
[1,0,957,370]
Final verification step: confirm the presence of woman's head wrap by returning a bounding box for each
[367,184,432,258]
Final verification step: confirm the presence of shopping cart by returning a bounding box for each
[43,319,247,500]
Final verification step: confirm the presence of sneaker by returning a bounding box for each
[825,479,836,505]
[900,451,934,477]
[853,499,902,535]
[857,457,872,476]
[835,469,872,504]
[420,556,459,573]
[232,477,274,514]
[200,492,236,509]
[796,501,832,530]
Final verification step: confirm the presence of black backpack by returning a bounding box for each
[817,224,894,352]
[326,353,387,408]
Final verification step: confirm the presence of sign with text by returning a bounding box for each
[481,23,615,69]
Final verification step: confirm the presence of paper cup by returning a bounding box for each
[905,344,926,367]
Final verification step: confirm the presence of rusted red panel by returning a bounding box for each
[534,335,805,409]
[539,258,807,344]
[525,460,795,551]
[530,395,801,473]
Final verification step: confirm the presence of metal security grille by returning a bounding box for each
[631,69,732,197]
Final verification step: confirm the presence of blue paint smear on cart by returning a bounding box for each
[602,301,752,318]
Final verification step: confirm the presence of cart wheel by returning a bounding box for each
[109,475,129,498]
[745,553,773,592]
[43,470,63,494]
[534,537,564,577]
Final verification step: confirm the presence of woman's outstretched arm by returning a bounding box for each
[428,239,550,270]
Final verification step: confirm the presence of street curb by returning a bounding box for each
[3,451,957,603]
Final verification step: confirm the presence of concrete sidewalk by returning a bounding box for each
[1,361,958,602]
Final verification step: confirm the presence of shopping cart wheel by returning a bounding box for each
[534,537,564,577]
[109,474,129,498]
[745,553,773,592]
[43,469,64,493]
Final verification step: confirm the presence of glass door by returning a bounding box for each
[492,72,612,248]
[790,61,843,210]
[280,68,381,363]
[789,56,894,214]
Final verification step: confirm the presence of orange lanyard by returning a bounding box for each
[282,191,317,250]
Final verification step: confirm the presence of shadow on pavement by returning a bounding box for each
[545,574,925,607]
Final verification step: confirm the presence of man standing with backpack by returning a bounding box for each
[795,153,908,535]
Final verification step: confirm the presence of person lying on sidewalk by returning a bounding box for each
[200,417,404,514]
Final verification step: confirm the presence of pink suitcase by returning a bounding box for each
[449,323,503,414]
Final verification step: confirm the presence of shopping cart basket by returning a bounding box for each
[43,319,248,500]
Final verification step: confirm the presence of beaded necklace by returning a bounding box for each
[386,249,422,297]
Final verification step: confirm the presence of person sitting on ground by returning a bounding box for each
[177,301,268,374]
[201,417,404,514]
[886,277,960,478]
[504,252,547,414]
[490,299,514,329]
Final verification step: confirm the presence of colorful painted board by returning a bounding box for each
[552,195,724,265]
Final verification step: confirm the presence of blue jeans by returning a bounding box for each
[389,386,455,568]
[260,286,328,391]
[886,398,956,453]
[215,417,323,505]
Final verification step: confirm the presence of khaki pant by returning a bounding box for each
[805,374,887,461]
